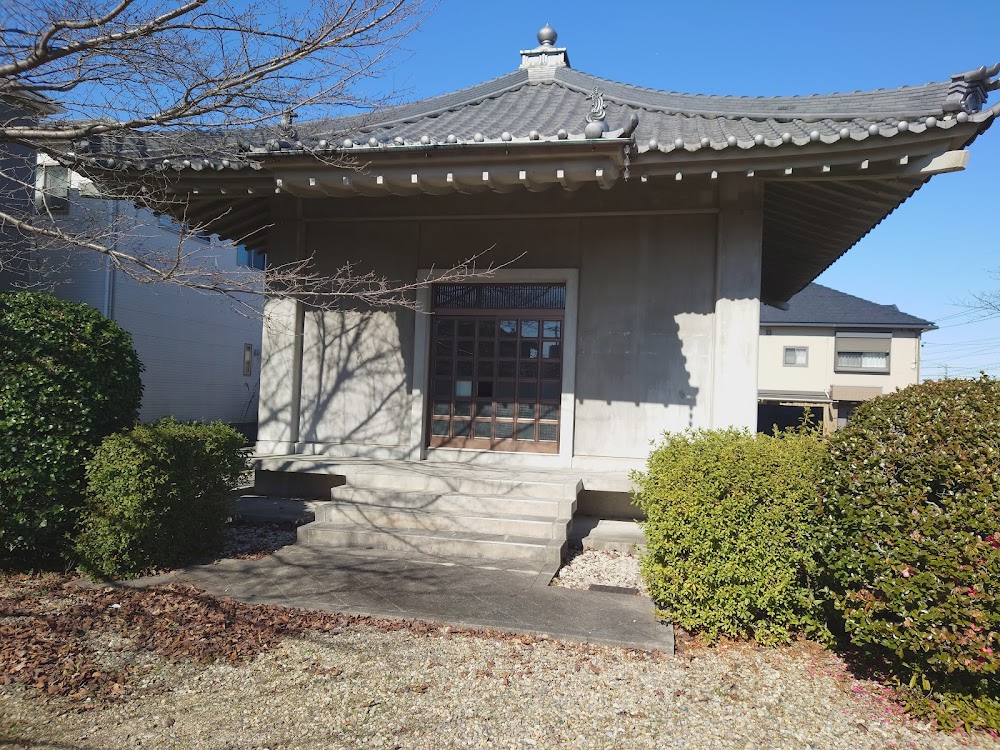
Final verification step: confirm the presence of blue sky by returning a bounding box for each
[370,0,1000,379]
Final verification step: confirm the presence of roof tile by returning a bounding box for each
[760,283,935,329]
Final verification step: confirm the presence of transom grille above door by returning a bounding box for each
[428,284,565,454]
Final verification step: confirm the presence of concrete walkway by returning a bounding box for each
[141,543,672,653]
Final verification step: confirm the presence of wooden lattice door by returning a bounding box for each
[427,284,565,454]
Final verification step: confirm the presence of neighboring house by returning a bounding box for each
[66,27,998,563]
[758,283,936,432]
[30,155,263,434]
[0,89,59,290]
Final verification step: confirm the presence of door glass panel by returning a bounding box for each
[428,295,564,453]
[541,362,561,379]
[539,404,559,420]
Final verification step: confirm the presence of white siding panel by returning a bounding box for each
[43,194,262,425]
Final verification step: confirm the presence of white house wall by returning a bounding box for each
[758,326,922,395]
[36,192,262,426]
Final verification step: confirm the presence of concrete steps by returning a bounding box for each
[297,523,566,566]
[326,487,569,521]
[295,463,581,568]
[317,504,567,540]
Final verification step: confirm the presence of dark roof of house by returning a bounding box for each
[760,283,936,330]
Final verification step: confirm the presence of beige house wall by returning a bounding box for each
[758,326,922,396]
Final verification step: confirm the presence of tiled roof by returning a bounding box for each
[760,283,936,329]
[64,31,997,306]
[278,62,998,155]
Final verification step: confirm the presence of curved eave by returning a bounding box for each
[760,108,998,303]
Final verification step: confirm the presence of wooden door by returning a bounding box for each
[427,284,565,454]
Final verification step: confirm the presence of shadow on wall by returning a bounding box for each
[256,299,416,459]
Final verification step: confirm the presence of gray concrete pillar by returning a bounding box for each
[710,176,763,430]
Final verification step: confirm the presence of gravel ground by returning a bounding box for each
[4,537,999,749]
[3,626,999,750]
[551,549,648,595]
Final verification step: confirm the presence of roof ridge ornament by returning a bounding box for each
[520,24,570,81]
[585,87,610,138]
[586,88,607,123]
[945,62,999,113]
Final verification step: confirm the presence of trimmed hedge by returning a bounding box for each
[632,427,829,645]
[818,377,1000,731]
[75,419,248,579]
[0,293,143,567]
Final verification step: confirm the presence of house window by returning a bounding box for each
[243,344,253,376]
[783,346,808,366]
[236,244,267,270]
[35,164,69,214]
[834,332,891,374]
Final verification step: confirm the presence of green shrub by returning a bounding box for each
[632,427,828,645]
[75,419,247,579]
[818,376,1000,731]
[0,293,143,567]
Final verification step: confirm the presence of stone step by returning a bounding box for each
[329,486,568,519]
[296,522,565,566]
[349,467,580,502]
[316,503,568,540]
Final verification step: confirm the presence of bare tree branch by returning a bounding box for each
[0,0,514,315]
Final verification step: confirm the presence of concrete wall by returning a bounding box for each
[256,177,764,465]
[758,326,922,395]
[33,187,262,426]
